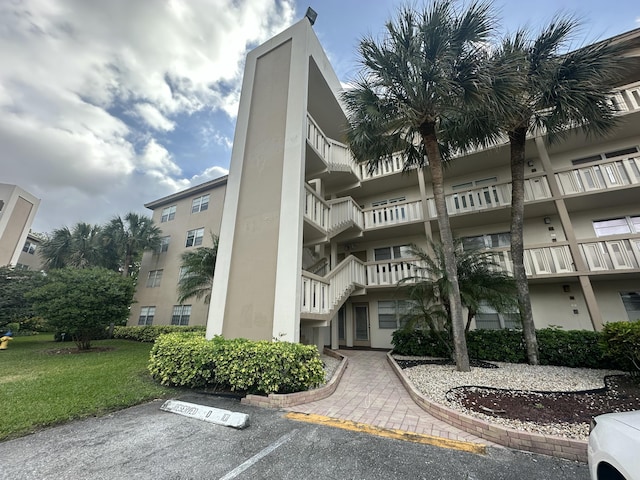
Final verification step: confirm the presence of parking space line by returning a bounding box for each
[218,429,298,480]
[285,413,486,455]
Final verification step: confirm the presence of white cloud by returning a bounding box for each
[133,104,176,132]
[0,0,296,233]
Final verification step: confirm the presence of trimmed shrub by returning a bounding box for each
[148,333,325,394]
[601,320,640,375]
[114,325,206,342]
[392,327,615,369]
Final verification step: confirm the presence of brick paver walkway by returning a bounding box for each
[285,350,492,445]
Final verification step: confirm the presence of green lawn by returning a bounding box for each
[0,334,175,441]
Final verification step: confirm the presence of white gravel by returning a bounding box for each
[394,355,624,440]
[319,354,342,386]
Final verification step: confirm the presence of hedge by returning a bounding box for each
[148,333,325,394]
[601,320,640,375]
[113,325,206,342]
[392,326,629,370]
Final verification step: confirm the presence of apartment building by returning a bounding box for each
[15,233,44,271]
[127,176,227,327]
[204,18,640,351]
[0,184,40,267]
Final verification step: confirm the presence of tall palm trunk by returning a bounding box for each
[422,122,470,372]
[509,127,539,365]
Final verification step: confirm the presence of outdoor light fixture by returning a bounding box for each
[305,7,317,25]
[544,216,551,224]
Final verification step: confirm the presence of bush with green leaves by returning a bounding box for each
[601,320,640,375]
[113,325,206,342]
[26,267,135,350]
[0,266,47,332]
[148,334,325,394]
[393,327,616,369]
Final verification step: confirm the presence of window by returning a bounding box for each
[171,305,192,326]
[474,303,520,330]
[146,270,163,288]
[185,228,204,247]
[462,232,510,251]
[22,241,37,254]
[138,306,155,326]
[158,236,170,253]
[593,216,640,237]
[452,176,498,190]
[161,205,176,223]
[191,194,210,213]
[371,197,407,224]
[621,292,640,321]
[572,146,639,165]
[378,300,413,329]
[374,245,413,261]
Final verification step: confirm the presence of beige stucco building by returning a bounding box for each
[127,177,227,327]
[0,184,40,268]
[133,18,640,350]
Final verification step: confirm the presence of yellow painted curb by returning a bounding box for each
[285,412,486,455]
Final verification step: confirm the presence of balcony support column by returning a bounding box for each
[579,275,604,331]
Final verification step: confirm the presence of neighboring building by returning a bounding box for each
[127,176,227,327]
[15,232,44,271]
[0,184,40,267]
[204,18,640,351]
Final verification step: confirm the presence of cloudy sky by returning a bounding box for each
[2,0,639,234]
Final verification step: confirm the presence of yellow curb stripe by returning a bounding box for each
[284,412,486,455]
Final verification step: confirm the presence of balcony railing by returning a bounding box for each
[328,197,364,234]
[425,177,552,218]
[306,114,360,177]
[611,82,640,113]
[488,245,575,276]
[303,184,329,231]
[366,258,427,286]
[363,200,423,229]
[556,157,640,195]
[300,255,366,315]
[580,237,640,271]
[359,153,406,180]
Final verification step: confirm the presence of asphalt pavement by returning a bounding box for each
[0,393,589,480]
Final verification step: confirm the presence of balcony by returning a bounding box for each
[580,236,640,272]
[556,156,640,196]
[610,82,640,114]
[488,244,575,277]
[366,258,427,286]
[425,176,553,219]
[363,200,423,229]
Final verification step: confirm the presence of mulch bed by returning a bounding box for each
[448,376,640,424]
[44,347,115,355]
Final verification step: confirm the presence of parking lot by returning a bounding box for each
[0,393,589,479]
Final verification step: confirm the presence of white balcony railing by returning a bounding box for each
[366,258,427,286]
[306,114,360,177]
[328,197,364,234]
[303,184,329,231]
[556,157,640,195]
[580,237,640,271]
[488,245,575,276]
[359,153,407,180]
[613,82,640,113]
[300,255,366,315]
[363,200,423,229]
[425,177,552,218]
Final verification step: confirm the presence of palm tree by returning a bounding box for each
[342,1,496,371]
[475,20,625,364]
[104,213,162,277]
[406,241,517,331]
[40,223,104,270]
[177,234,219,304]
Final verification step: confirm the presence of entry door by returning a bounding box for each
[353,304,370,347]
